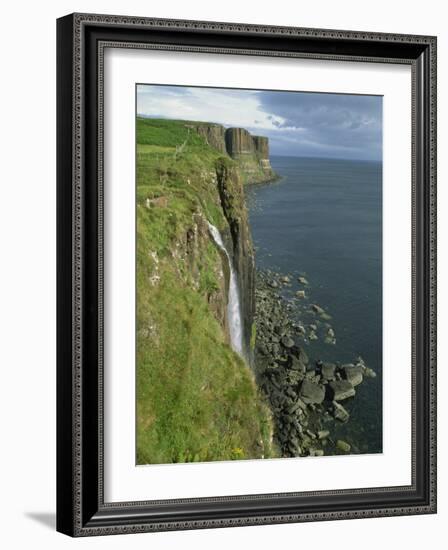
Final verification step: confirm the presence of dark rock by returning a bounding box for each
[297,398,308,411]
[287,370,304,385]
[252,135,270,159]
[364,367,377,378]
[309,448,324,457]
[320,362,337,381]
[288,441,299,455]
[318,430,330,440]
[281,335,295,348]
[291,346,309,365]
[299,380,325,404]
[286,401,300,414]
[342,365,364,386]
[290,355,306,373]
[332,401,350,422]
[225,127,255,156]
[336,440,351,453]
[325,326,336,344]
[258,343,268,356]
[329,380,356,401]
[253,269,369,459]
[214,160,255,360]
[195,124,227,153]
[274,325,284,335]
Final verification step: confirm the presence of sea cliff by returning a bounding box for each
[136,117,276,464]
[189,122,278,183]
[136,117,375,462]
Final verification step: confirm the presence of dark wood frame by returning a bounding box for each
[57,13,437,537]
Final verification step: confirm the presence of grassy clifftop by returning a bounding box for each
[136,117,275,464]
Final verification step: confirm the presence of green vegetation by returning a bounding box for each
[136,117,275,464]
[250,322,257,352]
[137,117,221,148]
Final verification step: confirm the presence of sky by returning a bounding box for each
[137,84,382,161]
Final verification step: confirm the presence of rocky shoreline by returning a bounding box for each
[253,270,377,457]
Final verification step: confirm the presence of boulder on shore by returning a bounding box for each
[299,380,325,404]
[364,367,377,379]
[336,440,351,453]
[332,401,350,422]
[342,365,363,386]
[309,448,324,457]
[320,362,336,381]
[318,430,330,440]
[281,335,295,348]
[291,346,309,365]
[290,355,306,373]
[329,380,356,401]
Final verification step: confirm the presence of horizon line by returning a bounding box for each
[137,115,382,164]
[270,153,382,162]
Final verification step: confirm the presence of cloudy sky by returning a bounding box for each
[137,84,382,161]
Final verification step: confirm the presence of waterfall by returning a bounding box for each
[207,222,243,356]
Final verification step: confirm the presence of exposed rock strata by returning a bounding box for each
[193,123,278,184]
[194,124,227,154]
[215,159,255,361]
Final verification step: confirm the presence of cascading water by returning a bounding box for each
[207,222,243,356]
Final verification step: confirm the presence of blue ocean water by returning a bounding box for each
[246,156,382,454]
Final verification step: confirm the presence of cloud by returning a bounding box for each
[256,91,382,159]
[137,85,382,160]
[137,85,285,131]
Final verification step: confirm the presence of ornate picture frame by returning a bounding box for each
[56,13,437,536]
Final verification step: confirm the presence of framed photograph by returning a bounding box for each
[56,13,437,536]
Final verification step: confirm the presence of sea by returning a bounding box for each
[246,155,383,454]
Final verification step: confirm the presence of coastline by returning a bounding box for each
[136,115,381,463]
[246,154,383,457]
[245,172,283,188]
[247,161,378,458]
[252,269,377,457]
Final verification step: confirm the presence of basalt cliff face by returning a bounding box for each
[194,124,227,154]
[191,123,278,184]
[215,158,256,361]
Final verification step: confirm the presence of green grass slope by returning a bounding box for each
[136,117,275,464]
